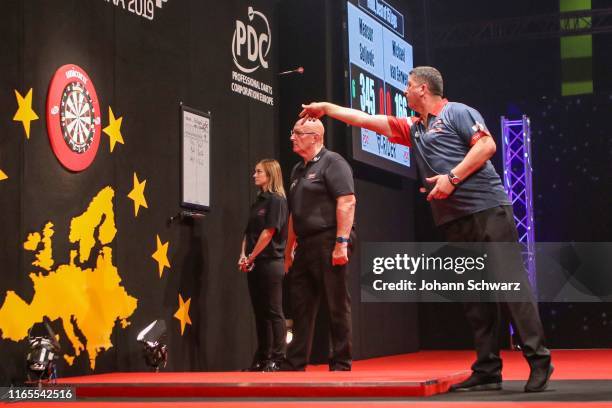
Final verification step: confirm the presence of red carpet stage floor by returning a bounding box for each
[4,350,612,406]
[343,349,612,380]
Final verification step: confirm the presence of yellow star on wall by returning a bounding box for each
[174,294,192,335]
[103,107,125,153]
[0,169,7,181]
[152,234,170,278]
[127,172,148,217]
[13,89,39,139]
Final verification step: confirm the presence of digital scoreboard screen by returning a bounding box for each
[346,0,415,178]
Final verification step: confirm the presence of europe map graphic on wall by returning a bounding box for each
[1,63,188,372]
[0,187,137,370]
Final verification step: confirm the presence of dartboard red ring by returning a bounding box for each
[46,64,101,172]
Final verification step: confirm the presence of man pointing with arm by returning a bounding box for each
[300,66,552,392]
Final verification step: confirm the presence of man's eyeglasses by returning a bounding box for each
[290,130,317,138]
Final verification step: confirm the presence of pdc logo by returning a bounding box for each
[232,6,271,74]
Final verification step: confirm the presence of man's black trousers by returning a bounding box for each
[284,230,352,371]
[442,205,551,377]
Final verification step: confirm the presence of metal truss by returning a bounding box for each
[501,115,537,293]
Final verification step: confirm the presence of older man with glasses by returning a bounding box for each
[280,118,357,371]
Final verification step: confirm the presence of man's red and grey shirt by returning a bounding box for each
[387,99,510,226]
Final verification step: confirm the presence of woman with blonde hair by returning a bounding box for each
[239,159,288,372]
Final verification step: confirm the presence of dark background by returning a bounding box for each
[1,0,611,385]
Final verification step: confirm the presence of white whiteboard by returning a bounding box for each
[181,106,210,211]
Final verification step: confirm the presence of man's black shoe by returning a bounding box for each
[449,373,502,392]
[524,364,554,392]
[329,366,351,371]
[329,360,352,371]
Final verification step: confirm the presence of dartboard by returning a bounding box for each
[47,64,101,172]
[60,82,96,153]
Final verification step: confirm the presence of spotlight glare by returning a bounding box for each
[137,320,168,372]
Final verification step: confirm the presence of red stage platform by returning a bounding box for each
[59,370,468,398]
[58,369,468,398]
[50,349,612,399]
